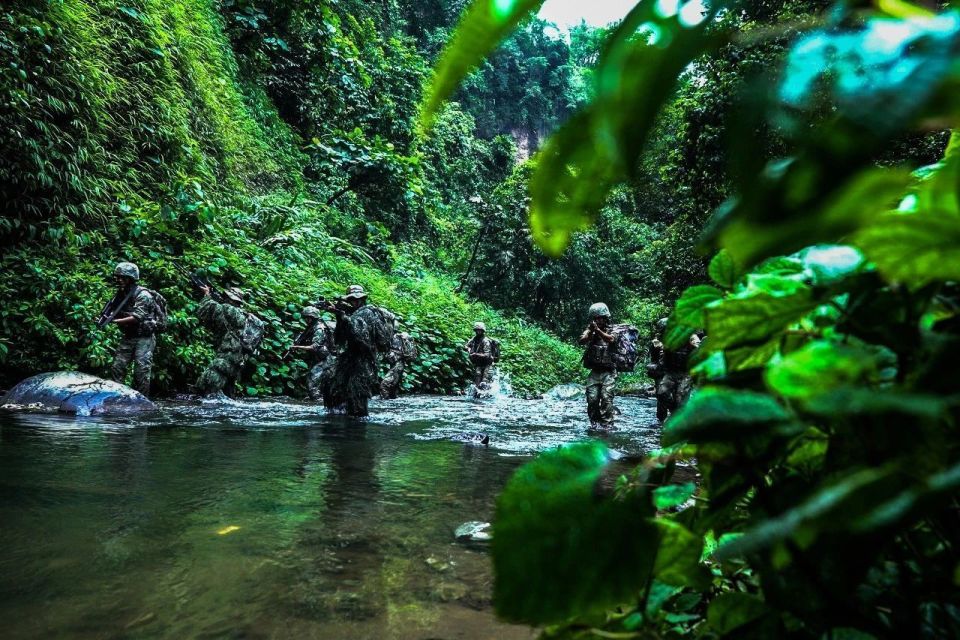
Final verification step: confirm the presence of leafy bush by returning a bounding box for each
[426,0,960,637]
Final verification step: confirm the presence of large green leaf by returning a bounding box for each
[709,249,742,289]
[856,209,960,287]
[707,592,769,635]
[765,340,881,401]
[708,168,913,268]
[705,289,818,351]
[665,285,724,350]
[662,387,795,447]
[653,519,708,589]
[529,0,731,255]
[493,442,658,624]
[421,0,546,125]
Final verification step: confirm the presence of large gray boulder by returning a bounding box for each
[0,371,156,415]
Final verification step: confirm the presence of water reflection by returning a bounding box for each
[0,393,657,639]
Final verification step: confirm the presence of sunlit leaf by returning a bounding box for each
[421,0,547,125]
[708,249,741,289]
[705,289,818,351]
[665,285,723,350]
[765,341,881,401]
[529,0,731,255]
[662,387,795,446]
[857,209,960,287]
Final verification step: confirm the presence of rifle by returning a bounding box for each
[172,262,225,303]
[96,286,138,329]
[282,297,328,360]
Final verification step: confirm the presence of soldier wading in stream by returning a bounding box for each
[463,322,499,390]
[287,306,337,401]
[319,285,395,417]
[195,286,264,398]
[580,302,617,430]
[107,261,164,397]
[380,320,417,400]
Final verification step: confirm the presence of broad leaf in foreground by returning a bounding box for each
[493,442,658,624]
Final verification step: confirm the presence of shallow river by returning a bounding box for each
[0,392,659,639]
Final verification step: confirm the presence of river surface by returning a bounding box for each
[0,392,659,639]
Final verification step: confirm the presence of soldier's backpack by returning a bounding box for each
[609,324,641,372]
[140,288,169,335]
[490,339,502,363]
[240,313,266,355]
[399,333,418,362]
[370,306,396,353]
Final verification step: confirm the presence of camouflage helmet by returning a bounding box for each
[344,284,367,300]
[656,317,669,332]
[114,261,140,281]
[224,287,245,304]
[474,322,486,332]
[302,306,321,320]
[588,303,611,319]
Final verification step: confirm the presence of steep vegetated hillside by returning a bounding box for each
[0,0,580,395]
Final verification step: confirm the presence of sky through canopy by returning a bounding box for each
[538,0,636,27]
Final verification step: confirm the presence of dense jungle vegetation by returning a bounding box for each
[419,0,960,637]
[4,0,960,636]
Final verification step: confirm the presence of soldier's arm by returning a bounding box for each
[113,290,151,326]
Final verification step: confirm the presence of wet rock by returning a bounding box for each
[455,521,492,544]
[0,371,156,416]
[451,432,489,446]
[425,556,455,573]
[544,382,583,401]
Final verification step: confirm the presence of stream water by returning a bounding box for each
[0,392,659,639]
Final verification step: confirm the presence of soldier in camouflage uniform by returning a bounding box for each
[380,321,416,400]
[196,285,250,397]
[464,322,496,389]
[580,303,617,430]
[108,262,159,397]
[653,317,699,423]
[319,285,395,417]
[288,306,337,401]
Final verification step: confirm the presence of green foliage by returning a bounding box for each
[437,1,960,637]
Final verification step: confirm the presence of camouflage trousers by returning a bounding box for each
[656,373,693,422]
[473,364,494,388]
[197,349,247,397]
[307,358,334,402]
[110,335,156,397]
[380,361,405,399]
[585,369,616,429]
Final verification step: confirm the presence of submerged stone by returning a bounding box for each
[0,371,156,416]
[455,521,492,543]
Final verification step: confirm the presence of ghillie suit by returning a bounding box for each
[196,293,262,397]
[320,305,395,417]
[380,332,417,400]
[465,327,500,389]
[305,321,337,401]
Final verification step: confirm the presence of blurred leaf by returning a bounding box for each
[653,519,708,589]
[765,341,880,401]
[663,387,794,447]
[529,0,730,255]
[705,289,817,351]
[665,285,723,350]
[653,482,696,510]
[493,442,658,623]
[857,209,960,287]
[707,592,768,635]
[421,0,547,124]
[716,467,899,559]
[709,250,741,289]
